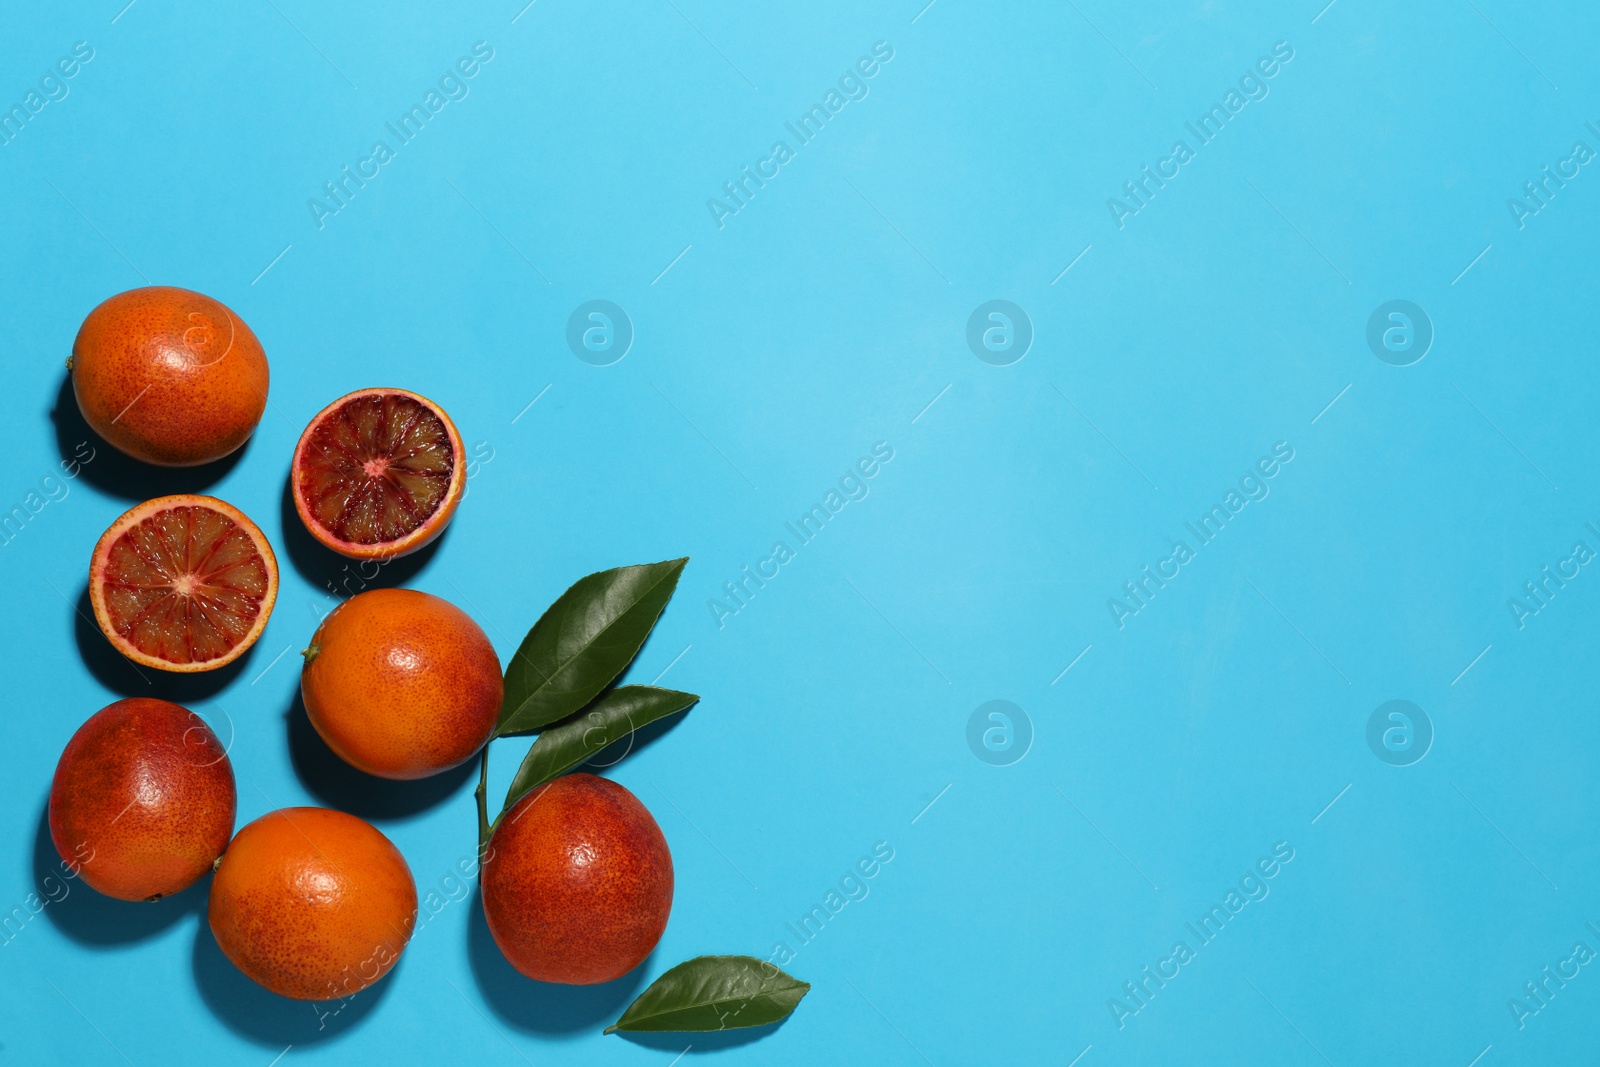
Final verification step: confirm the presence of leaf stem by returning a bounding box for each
[475,746,491,854]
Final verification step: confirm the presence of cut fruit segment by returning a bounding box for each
[291,388,466,560]
[89,495,279,673]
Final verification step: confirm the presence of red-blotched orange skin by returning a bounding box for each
[301,588,502,780]
[208,807,417,1001]
[49,698,236,902]
[482,774,673,985]
[71,286,269,466]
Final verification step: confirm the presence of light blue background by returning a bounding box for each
[2,0,1598,1063]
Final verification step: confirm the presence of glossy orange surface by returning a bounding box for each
[49,698,236,902]
[71,286,269,467]
[301,588,501,780]
[208,807,416,1001]
[482,774,673,985]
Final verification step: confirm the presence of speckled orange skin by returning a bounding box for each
[208,808,416,1001]
[301,588,502,780]
[482,774,673,985]
[49,698,236,902]
[71,286,268,466]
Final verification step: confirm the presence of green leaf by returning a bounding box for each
[496,558,687,737]
[501,686,698,816]
[605,956,810,1034]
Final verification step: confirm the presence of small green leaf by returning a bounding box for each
[605,956,810,1034]
[501,686,698,817]
[497,559,687,737]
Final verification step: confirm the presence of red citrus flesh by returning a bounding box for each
[89,494,279,672]
[291,388,465,560]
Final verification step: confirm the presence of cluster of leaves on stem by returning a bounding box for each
[474,558,696,849]
[474,558,809,1035]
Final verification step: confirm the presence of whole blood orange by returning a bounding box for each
[70,286,269,466]
[291,388,466,560]
[209,807,416,1001]
[49,698,236,902]
[481,774,673,985]
[301,588,501,779]
[89,494,278,672]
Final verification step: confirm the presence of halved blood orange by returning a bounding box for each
[89,495,279,673]
[291,388,466,561]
